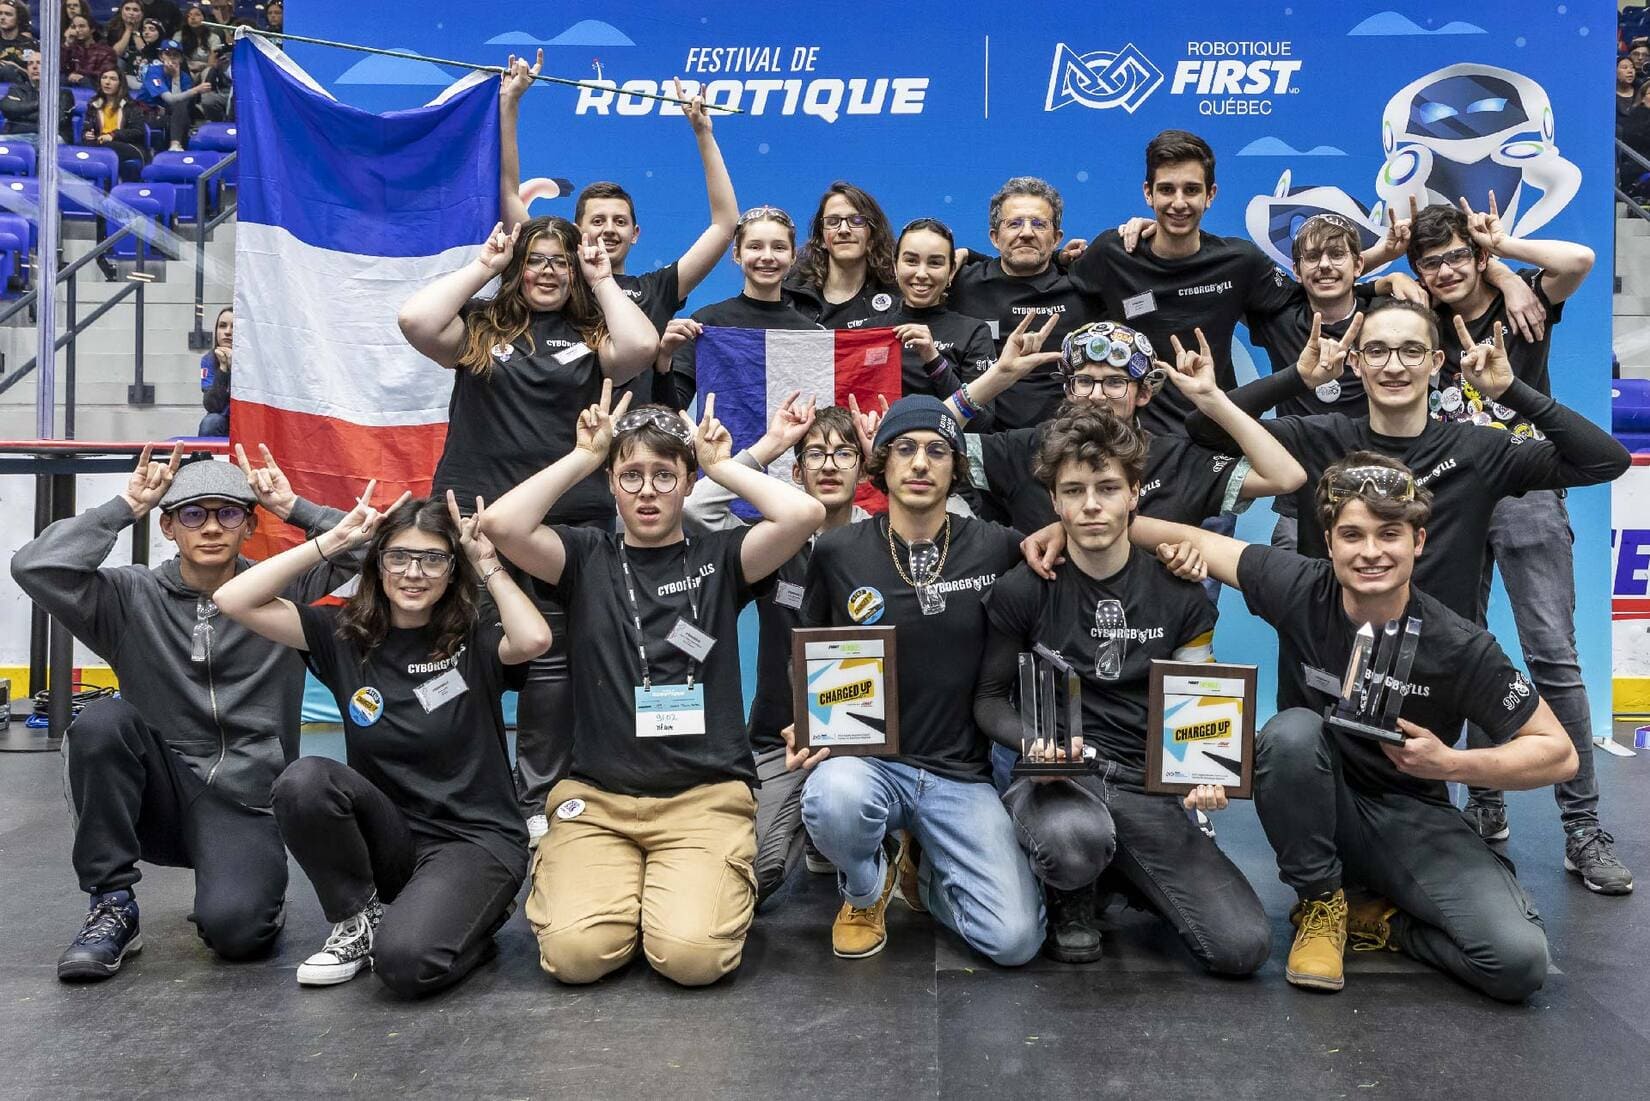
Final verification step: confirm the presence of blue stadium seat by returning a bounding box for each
[190,122,237,153]
[0,178,39,248]
[0,210,31,290]
[109,182,177,260]
[0,141,36,175]
[111,181,177,225]
[107,195,165,261]
[140,150,229,222]
[0,152,27,177]
[58,147,121,221]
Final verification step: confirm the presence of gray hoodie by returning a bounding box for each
[11,495,353,809]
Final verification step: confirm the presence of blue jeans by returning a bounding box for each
[1467,491,1599,830]
[801,756,1045,966]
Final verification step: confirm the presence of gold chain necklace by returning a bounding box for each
[887,513,951,587]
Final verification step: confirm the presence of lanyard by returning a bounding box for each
[616,538,700,691]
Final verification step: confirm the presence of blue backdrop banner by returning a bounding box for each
[285,2,1616,733]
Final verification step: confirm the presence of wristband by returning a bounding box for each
[313,537,332,563]
[477,563,506,588]
[951,384,980,421]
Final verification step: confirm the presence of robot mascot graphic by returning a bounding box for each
[1245,63,1582,272]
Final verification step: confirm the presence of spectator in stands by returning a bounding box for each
[0,51,75,144]
[84,67,152,175]
[208,0,245,30]
[139,37,226,150]
[263,1,282,33]
[1633,39,1650,79]
[64,13,117,87]
[106,1,145,87]
[0,0,37,82]
[199,306,232,436]
[1621,57,1640,123]
[138,18,166,65]
[63,1,99,37]
[142,0,184,37]
[1624,81,1650,201]
[179,5,221,78]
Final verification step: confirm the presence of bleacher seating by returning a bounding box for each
[0,142,36,176]
[58,147,121,222]
[108,183,176,260]
[141,150,230,222]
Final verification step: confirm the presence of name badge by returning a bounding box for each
[413,666,468,713]
[553,341,592,365]
[634,683,707,737]
[666,617,716,662]
[1122,291,1156,319]
[1302,664,1344,697]
[774,581,805,610]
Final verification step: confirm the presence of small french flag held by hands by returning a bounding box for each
[229,35,499,554]
[694,326,903,514]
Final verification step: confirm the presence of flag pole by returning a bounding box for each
[204,23,743,113]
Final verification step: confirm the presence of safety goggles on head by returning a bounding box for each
[173,504,248,530]
[1060,322,1163,393]
[739,205,793,228]
[614,408,694,445]
[1325,465,1417,504]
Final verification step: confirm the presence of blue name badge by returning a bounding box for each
[634,683,707,738]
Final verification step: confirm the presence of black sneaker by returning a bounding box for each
[1043,884,1103,964]
[1462,801,1510,842]
[296,897,383,987]
[58,891,143,982]
[1565,827,1635,895]
[803,835,834,875]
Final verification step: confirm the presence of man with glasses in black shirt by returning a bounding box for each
[788,396,1043,965]
[1399,202,1629,894]
[947,176,1093,429]
[1128,455,1577,1001]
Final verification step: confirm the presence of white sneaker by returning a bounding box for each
[296,908,377,986]
[527,814,550,848]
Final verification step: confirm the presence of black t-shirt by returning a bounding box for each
[1068,229,1297,436]
[984,553,1217,771]
[1237,545,1538,804]
[748,545,810,752]
[548,525,757,797]
[432,306,612,523]
[1247,284,1379,420]
[295,604,529,875]
[860,301,997,411]
[1262,408,1582,623]
[613,263,685,407]
[660,292,823,410]
[785,276,901,330]
[1434,267,1561,438]
[947,257,1092,430]
[967,423,1247,534]
[802,515,1024,782]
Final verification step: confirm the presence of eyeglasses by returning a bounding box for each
[522,253,571,273]
[615,407,694,444]
[1357,341,1432,367]
[1001,217,1051,233]
[739,205,793,227]
[379,549,455,575]
[617,469,681,495]
[1325,465,1417,504]
[172,504,248,529]
[889,438,955,464]
[1066,374,1135,398]
[800,445,862,471]
[1299,245,1352,266]
[1413,246,1475,275]
[823,213,868,230]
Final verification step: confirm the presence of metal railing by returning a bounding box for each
[188,152,240,350]
[0,223,160,432]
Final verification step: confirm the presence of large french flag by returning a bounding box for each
[695,326,903,512]
[230,37,497,552]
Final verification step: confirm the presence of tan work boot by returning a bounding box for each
[1347,896,1400,953]
[1286,889,1348,991]
[832,843,901,959]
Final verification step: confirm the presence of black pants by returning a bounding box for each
[63,698,287,960]
[1002,761,1270,976]
[163,93,228,146]
[1254,708,1551,1002]
[271,757,522,999]
[753,746,807,907]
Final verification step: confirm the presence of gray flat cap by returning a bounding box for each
[158,458,257,511]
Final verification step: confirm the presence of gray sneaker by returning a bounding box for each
[1565,828,1634,895]
[296,897,384,986]
[1462,801,1510,842]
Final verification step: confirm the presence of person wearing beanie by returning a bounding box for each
[10,446,360,982]
[785,391,1045,966]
